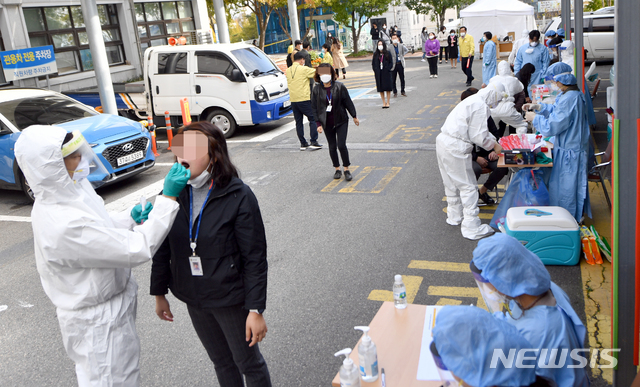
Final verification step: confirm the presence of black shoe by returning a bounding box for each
[466,82,471,87]
[478,191,495,205]
[401,92,407,97]
[333,170,342,179]
[393,93,398,97]
[344,170,352,181]
[309,141,323,150]
[300,143,309,151]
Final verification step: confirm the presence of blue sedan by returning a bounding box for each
[0,89,155,201]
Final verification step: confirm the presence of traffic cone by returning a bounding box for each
[165,111,173,150]
[148,115,159,156]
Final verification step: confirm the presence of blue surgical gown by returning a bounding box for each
[514,43,550,95]
[497,282,589,386]
[482,41,497,85]
[534,89,590,220]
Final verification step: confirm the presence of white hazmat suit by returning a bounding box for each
[489,61,529,134]
[560,40,575,71]
[436,85,506,240]
[508,29,530,67]
[14,126,180,386]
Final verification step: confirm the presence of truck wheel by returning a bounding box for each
[18,169,35,203]
[205,109,236,138]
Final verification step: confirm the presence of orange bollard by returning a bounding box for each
[180,98,192,126]
[164,111,173,150]
[148,115,159,157]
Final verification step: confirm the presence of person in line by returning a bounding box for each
[516,63,536,102]
[380,23,391,45]
[481,31,497,87]
[461,88,508,206]
[436,83,505,240]
[547,30,564,63]
[420,27,429,62]
[300,40,312,67]
[320,42,333,65]
[310,64,360,181]
[14,126,190,386]
[424,31,440,79]
[459,26,475,87]
[508,29,529,69]
[286,40,302,68]
[489,61,528,134]
[286,51,323,150]
[372,39,394,108]
[390,33,408,97]
[524,73,591,221]
[431,306,556,387]
[514,30,550,94]
[331,37,349,79]
[287,40,294,55]
[152,122,271,387]
[437,25,448,64]
[370,22,380,42]
[447,29,458,68]
[471,233,589,386]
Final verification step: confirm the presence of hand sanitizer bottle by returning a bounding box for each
[334,348,360,387]
[393,274,408,309]
[354,326,379,382]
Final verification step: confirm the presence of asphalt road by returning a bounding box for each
[0,58,611,386]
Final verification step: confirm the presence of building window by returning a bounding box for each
[135,1,196,51]
[0,32,8,85]
[23,5,126,76]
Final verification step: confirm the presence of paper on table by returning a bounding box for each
[416,305,452,381]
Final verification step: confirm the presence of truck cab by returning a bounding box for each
[143,43,292,137]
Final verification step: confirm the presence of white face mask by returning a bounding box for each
[392,39,398,44]
[188,163,213,188]
[460,32,466,37]
[429,35,435,40]
[320,74,332,83]
[70,157,90,183]
[530,41,538,47]
[378,45,384,51]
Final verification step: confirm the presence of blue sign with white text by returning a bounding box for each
[1,45,57,81]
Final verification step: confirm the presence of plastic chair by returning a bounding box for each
[588,151,611,209]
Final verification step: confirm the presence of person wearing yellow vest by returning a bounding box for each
[286,52,323,150]
[459,26,475,87]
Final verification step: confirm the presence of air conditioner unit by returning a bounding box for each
[190,29,214,45]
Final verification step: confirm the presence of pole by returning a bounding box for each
[212,0,230,44]
[574,0,584,92]
[80,0,117,115]
[287,0,300,42]
[614,0,640,384]
[561,0,571,40]
[128,0,144,73]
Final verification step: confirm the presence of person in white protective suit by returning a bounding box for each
[560,40,575,71]
[436,84,506,240]
[489,61,529,134]
[14,126,190,387]
[508,29,529,68]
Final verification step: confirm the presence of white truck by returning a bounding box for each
[68,43,292,138]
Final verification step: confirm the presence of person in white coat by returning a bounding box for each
[14,126,190,387]
[436,84,505,240]
[489,61,529,134]
[508,29,529,68]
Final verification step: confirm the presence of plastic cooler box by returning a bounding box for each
[503,206,580,265]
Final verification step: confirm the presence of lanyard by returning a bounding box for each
[326,88,332,105]
[189,181,214,256]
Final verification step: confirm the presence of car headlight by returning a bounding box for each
[254,85,268,102]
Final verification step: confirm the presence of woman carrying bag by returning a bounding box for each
[311,63,360,181]
[331,37,349,79]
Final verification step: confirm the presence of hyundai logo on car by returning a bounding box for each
[122,143,134,152]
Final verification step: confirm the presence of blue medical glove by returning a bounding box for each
[131,202,153,224]
[163,163,191,197]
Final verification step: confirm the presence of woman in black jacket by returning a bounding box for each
[372,39,393,108]
[151,122,271,387]
[311,63,359,181]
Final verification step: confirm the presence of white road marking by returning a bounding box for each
[0,305,7,312]
[227,119,305,143]
[104,179,165,213]
[157,140,169,144]
[18,301,33,308]
[0,216,32,223]
[154,163,175,166]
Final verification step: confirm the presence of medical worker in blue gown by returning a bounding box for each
[514,30,550,94]
[481,32,497,87]
[470,233,589,387]
[524,73,590,221]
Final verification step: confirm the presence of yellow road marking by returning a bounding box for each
[437,90,466,98]
[416,104,432,114]
[366,150,417,164]
[435,298,463,306]
[368,275,423,303]
[429,105,455,115]
[380,125,405,142]
[427,286,487,310]
[320,166,360,193]
[340,166,401,193]
[443,207,494,219]
[408,260,470,272]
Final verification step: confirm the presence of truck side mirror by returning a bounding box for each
[231,69,244,82]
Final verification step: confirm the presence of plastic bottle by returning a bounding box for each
[393,274,408,309]
[354,326,379,382]
[334,348,360,387]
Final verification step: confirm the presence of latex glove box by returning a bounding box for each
[503,206,580,265]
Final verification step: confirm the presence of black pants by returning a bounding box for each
[439,46,448,60]
[337,68,347,75]
[461,56,474,84]
[324,122,350,167]
[292,100,318,145]
[392,62,405,94]
[472,159,508,191]
[187,304,272,387]
[427,57,438,75]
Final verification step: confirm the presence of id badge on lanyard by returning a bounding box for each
[326,90,332,112]
[380,55,384,70]
[189,182,214,276]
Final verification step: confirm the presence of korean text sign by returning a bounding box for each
[1,46,57,81]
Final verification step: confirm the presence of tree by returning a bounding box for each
[273,0,326,43]
[329,0,394,54]
[215,0,278,49]
[584,0,614,12]
[404,0,471,30]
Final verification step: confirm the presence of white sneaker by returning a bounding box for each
[421,59,426,62]
[434,75,438,78]
[430,75,434,78]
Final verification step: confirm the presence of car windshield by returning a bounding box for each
[0,94,97,130]
[231,47,278,76]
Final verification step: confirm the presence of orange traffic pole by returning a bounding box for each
[164,111,173,150]
[148,115,159,157]
[180,98,192,126]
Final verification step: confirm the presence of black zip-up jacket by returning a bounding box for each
[150,177,267,310]
[310,81,357,129]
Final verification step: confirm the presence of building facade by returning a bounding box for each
[0,0,209,91]
[376,4,458,50]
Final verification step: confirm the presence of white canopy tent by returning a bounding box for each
[444,19,461,31]
[460,0,536,53]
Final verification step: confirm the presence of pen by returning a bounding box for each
[381,368,386,387]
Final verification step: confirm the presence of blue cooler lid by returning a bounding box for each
[506,206,579,231]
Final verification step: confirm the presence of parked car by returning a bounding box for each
[544,8,614,61]
[0,89,155,201]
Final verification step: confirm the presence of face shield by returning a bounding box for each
[470,261,510,314]
[430,341,465,387]
[61,130,109,185]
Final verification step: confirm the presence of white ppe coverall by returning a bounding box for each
[436,86,504,240]
[489,61,528,134]
[508,29,529,67]
[14,126,179,387]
